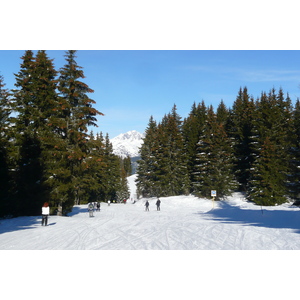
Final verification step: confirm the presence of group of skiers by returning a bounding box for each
[42,198,162,223]
[145,198,161,211]
[87,199,161,215]
[87,202,101,217]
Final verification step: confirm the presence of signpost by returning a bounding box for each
[211,190,217,209]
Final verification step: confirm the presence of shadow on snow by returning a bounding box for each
[0,206,86,235]
[0,216,56,235]
[196,201,300,234]
[68,206,89,216]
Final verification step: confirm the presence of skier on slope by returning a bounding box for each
[96,202,100,211]
[41,202,50,226]
[88,202,94,217]
[145,200,149,211]
[156,198,161,211]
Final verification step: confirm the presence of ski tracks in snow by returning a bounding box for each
[2,195,300,249]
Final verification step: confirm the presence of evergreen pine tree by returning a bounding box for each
[137,106,190,198]
[193,105,237,199]
[248,89,293,205]
[116,160,130,202]
[151,105,189,197]
[288,99,300,201]
[57,50,103,210]
[229,87,256,190]
[165,105,190,195]
[153,115,172,196]
[75,131,106,204]
[85,132,107,202]
[102,133,128,202]
[182,101,207,192]
[216,100,229,125]
[10,50,58,216]
[0,75,12,217]
[122,156,132,176]
[249,136,287,205]
[136,116,159,198]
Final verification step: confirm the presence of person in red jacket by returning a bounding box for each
[41,202,50,226]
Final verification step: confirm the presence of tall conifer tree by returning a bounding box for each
[193,105,237,199]
[146,106,189,197]
[248,89,293,205]
[0,75,12,217]
[288,99,300,201]
[101,133,129,202]
[11,51,58,216]
[57,50,103,209]
[182,101,207,192]
[136,116,159,197]
[216,100,229,125]
[229,87,256,190]
[137,106,190,198]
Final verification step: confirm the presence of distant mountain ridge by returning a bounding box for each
[110,130,144,158]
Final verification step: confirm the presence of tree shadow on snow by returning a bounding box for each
[0,206,90,234]
[67,206,88,216]
[0,216,42,234]
[196,201,300,234]
[0,216,57,235]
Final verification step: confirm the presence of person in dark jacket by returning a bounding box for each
[145,200,149,211]
[156,198,161,211]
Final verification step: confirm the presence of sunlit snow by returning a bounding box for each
[1,174,300,250]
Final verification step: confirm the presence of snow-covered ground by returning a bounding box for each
[2,174,300,299]
[1,174,300,250]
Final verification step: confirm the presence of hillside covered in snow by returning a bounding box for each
[110,130,144,158]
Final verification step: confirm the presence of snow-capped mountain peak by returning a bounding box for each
[111,130,144,158]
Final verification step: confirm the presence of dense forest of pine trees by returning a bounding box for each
[0,50,129,218]
[2,50,300,218]
[136,87,300,207]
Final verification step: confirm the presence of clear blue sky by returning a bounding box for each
[1,50,300,138]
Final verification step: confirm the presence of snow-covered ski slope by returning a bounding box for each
[1,174,300,250]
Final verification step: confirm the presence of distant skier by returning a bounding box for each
[108,200,111,206]
[88,202,94,217]
[96,202,100,211]
[156,198,161,211]
[145,200,149,211]
[41,202,50,226]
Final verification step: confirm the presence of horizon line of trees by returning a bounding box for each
[0,50,129,218]
[136,87,300,206]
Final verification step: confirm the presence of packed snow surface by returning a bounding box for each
[1,175,300,250]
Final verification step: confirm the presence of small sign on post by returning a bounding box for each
[211,190,217,209]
